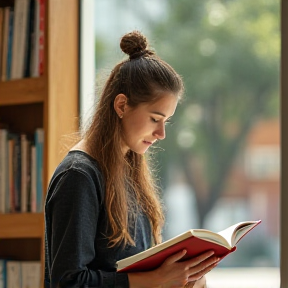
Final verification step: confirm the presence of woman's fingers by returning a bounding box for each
[188,258,219,282]
[165,249,215,267]
[157,250,218,286]
[164,249,188,265]
[185,250,216,267]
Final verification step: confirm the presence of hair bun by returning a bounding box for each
[120,31,148,56]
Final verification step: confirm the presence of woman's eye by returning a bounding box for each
[151,118,159,123]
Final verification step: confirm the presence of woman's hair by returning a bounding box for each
[84,30,184,247]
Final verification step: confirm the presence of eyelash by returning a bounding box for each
[151,118,173,125]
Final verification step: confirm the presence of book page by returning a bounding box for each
[217,220,260,247]
[191,229,230,248]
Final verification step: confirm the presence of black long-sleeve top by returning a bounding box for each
[44,151,152,288]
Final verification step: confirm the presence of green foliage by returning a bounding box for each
[151,0,280,192]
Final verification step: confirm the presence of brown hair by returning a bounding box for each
[84,30,184,247]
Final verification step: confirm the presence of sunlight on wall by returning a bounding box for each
[206,267,279,288]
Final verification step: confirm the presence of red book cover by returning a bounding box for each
[118,237,236,273]
[117,220,261,273]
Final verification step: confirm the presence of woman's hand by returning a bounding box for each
[184,275,207,288]
[128,250,218,288]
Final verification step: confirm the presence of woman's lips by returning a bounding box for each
[143,140,153,145]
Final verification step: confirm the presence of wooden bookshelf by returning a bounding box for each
[0,213,43,238]
[0,77,46,105]
[0,0,79,286]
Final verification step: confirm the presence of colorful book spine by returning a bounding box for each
[0,259,7,288]
[1,0,45,80]
[38,0,45,76]
[0,129,8,214]
[6,261,21,288]
[11,0,30,79]
[0,128,43,214]
[6,8,14,80]
[1,7,10,81]
[35,128,44,212]
[30,145,36,213]
[24,0,35,78]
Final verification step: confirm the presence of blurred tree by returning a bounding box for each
[148,0,280,227]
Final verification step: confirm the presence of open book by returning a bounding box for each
[117,220,261,273]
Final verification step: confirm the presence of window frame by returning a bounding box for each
[280,1,287,287]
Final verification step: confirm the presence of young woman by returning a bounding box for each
[44,30,219,288]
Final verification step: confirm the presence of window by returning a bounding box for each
[81,1,281,286]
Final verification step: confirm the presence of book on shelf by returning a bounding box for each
[116,220,261,273]
[21,261,42,288]
[6,261,21,288]
[0,8,4,77]
[0,259,7,288]
[11,0,30,80]
[1,7,11,81]
[0,128,44,214]
[0,129,8,213]
[0,0,46,81]
[30,0,46,78]
[21,134,30,213]
[6,7,14,81]
[35,128,44,212]
[30,145,37,212]
[1,260,41,288]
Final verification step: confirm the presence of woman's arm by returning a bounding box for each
[45,168,129,288]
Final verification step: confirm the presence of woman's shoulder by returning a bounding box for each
[52,150,104,187]
[59,150,101,175]
[46,150,105,204]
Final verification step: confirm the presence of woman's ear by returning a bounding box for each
[114,94,128,118]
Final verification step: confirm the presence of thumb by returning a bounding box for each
[164,249,187,265]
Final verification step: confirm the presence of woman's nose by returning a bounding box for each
[153,123,166,140]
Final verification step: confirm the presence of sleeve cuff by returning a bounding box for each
[101,271,129,288]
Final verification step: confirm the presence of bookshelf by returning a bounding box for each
[0,0,79,287]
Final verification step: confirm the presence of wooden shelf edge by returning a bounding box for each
[0,213,44,238]
[0,77,46,106]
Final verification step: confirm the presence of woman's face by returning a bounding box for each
[121,92,178,154]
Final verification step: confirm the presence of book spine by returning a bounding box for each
[26,140,32,212]
[1,7,10,82]
[38,0,45,76]
[14,136,21,212]
[20,134,28,213]
[24,0,35,78]
[0,8,4,80]
[6,261,21,288]
[21,261,41,288]
[0,130,4,213]
[6,8,14,81]
[18,0,30,79]
[5,132,9,213]
[8,138,15,213]
[0,130,8,214]
[30,0,39,77]
[11,0,22,79]
[35,128,43,212]
[0,259,7,288]
[12,0,30,79]
[30,145,36,213]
